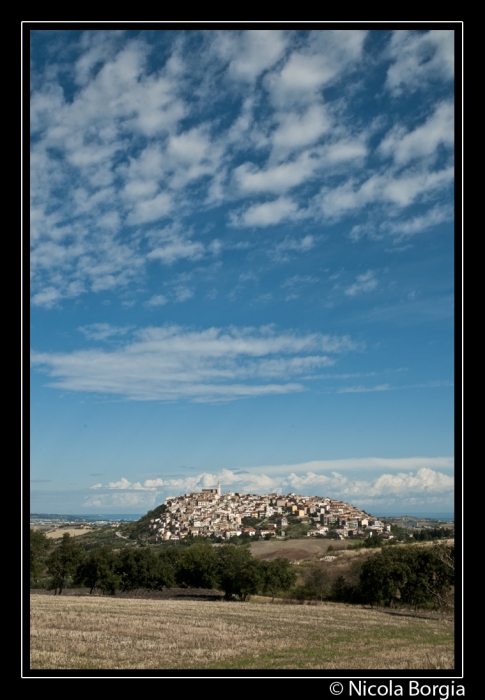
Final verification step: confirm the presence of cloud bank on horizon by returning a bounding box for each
[29,27,456,514]
[84,460,454,513]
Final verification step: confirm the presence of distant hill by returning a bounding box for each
[122,504,168,541]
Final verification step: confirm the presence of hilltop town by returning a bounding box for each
[148,484,391,542]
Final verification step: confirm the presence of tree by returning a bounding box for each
[301,563,330,602]
[420,543,454,610]
[46,533,84,595]
[75,545,117,594]
[117,548,154,592]
[359,548,412,607]
[260,557,297,602]
[117,547,174,592]
[217,545,262,601]
[30,530,49,580]
[330,559,365,603]
[357,546,454,609]
[175,544,219,589]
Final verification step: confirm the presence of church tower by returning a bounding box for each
[217,480,221,496]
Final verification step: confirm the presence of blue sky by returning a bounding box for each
[29,27,456,515]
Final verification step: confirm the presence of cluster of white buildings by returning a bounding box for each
[148,485,391,541]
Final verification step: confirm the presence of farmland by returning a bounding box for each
[249,538,349,561]
[30,594,454,670]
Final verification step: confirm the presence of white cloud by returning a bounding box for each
[266,30,368,106]
[30,31,455,312]
[271,105,332,158]
[320,165,454,219]
[173,286,194,303]
[325,139,367,164]
[386,29,454,95]
[231,197,303,228]
[108,477,133,489]
[83,497,104,507]
[31,287,63,308]
[74,30,126,86]
[111,492,158,508]
[280,467,453,499]
[337,383,390,393]
[146,294,168,307]
[350,204,453,243]
[243,457,454,475]
[379,101,454,165]
[127,192,173,225]
[147,239,204,265]
[144,224,217,266]
[93,461,453,510]
[233,152,319,196]
[31,324,359,402]
[345,270,378,296]
[385,204,453,241]
[78,323,133,341]
[281,274,319,288]
[270,235,316,263]
[212,30,287,83]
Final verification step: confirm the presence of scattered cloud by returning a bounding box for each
[266,30,368,107]
[145,294,168,307]
[214,29,288,83]
[230,197,304,228]
[385,29,454,95]
[378,101,454,165]
[30,30,455,306]
[344,270,378,296]
[271,235,315,262]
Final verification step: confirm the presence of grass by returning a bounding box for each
[30,595,454,670]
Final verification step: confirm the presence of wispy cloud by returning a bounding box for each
[344,270,378,296]
[270,235,316,262]
[31,324,359,402]
[145,294,168,307]
[337,383,390,393]
[78,323,133,341]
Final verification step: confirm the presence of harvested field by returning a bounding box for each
[249,539,349,561]
[44,527,94,539]
[30,587,224,601]
[30,595,454,670]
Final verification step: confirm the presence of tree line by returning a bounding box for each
[329,544,454,610]
[30,531,454,609]
[31,532,297,601]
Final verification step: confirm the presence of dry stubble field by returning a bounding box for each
[30,595,454,670]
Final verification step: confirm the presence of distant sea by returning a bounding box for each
[373,512,454,520]
[31,511,454,522]
[30,513,144,521]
